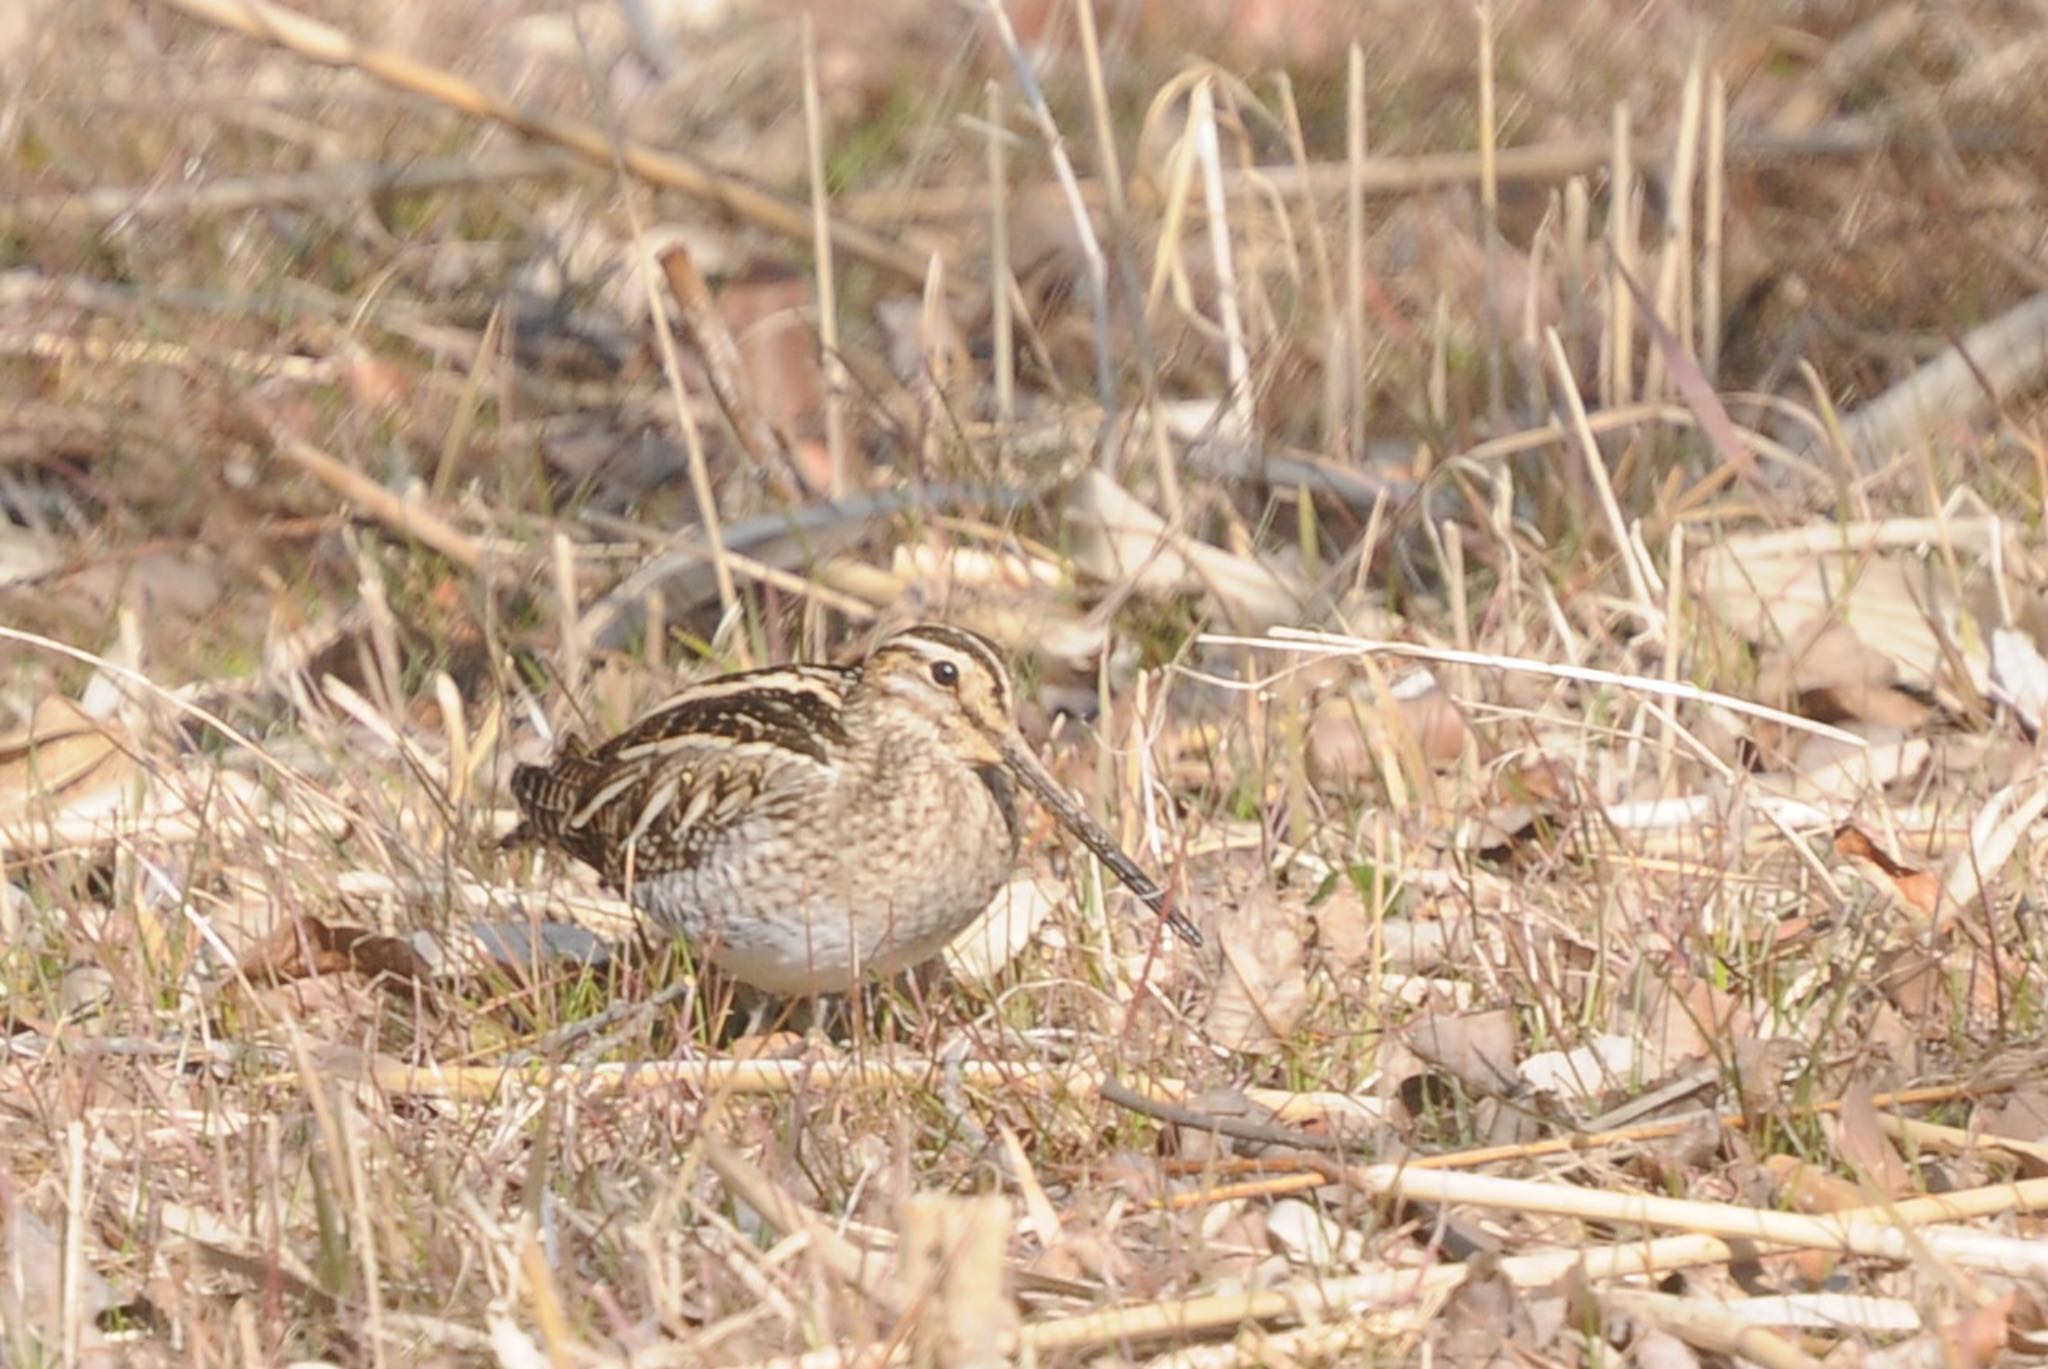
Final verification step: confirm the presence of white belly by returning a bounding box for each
[631,767,1018,994]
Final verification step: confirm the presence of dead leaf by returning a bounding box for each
[1308,883,1376,972]
[1306,682,1473,792]
[1834,824,1942,925]
[1205,886,1311,1053]
[1697,524,2001,704]
[1751,620,1935,765]
[1976,1084,2048,1156]
[1433,1256,1539,1368]
[1876,944,2009,1038]
[0,695,139,831]
[1402,1008,1520,1098]
[1864,1293,2013,1369]
[1066,470,1304,627]
[1637,968,1743,1077]
[1991,626,2048,734]
[1830,1078,1915,1197]
[1,1193,119,1366]
[1789,731,1929,803]
[1942,776,2048,923]
[414,921,614,980]
[1377,917,1471,975]
[945,874,1061,987]
[1519,1035,1635,1106]
[1760,1155,1867,1214]
[236,914,436,993]
[1265,1199,1365,1269]
[720,258,826,455]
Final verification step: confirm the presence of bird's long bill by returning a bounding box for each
[999,735,1203,949]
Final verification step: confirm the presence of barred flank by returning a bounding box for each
[505,737,602,848]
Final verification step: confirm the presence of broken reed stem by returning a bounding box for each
[1072,0,1181,519]
[1702,72,1726,381]
[274,436,489,573]
[1544,328,1664,627]
[1323,1159,2048,1278]
[655,244,805,493]
[986,80,1015,432]
[623,197,740,629]
[1643,45,1704,403]
[1192,81,1254,443]
[1606,101,1635,407]
[1344,46,1369,463]
[16,148,573,222]
[1208,625,1868,744]
[1475,0,1505,428]
[800,15,850,499]
[833,121,2017,224]
[699,1135,899,1311]
[1272,71,1340,454]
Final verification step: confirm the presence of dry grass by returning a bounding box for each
[5,1,2048,1364]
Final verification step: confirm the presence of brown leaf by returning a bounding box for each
[719,259,825,453]
[1402,1008,1520,1098]
[1752,621,1935,764]
[1834,824,1942,924]
[0,1192,119,1366]
[1698,535,1991,707]
[1204,887,1311,1054]
[1866,1294,2014,1369]
[0,695,138,828]
[1975,1085,2048,1171]
[1308,883,1376,973]
[1066,471,1305,628]
[1941,1294,2014,1369]
[1637,968,1745,1076]
[1761,1155,1867,1214]
[1434,1256,1541,1368]
[1306,685,1474,792]
[1830,1078,1915,1197]
[236,915,435,993]
[1876,945,2010,1038]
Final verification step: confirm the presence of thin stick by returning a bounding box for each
[61,1121,85,1369]
[800,16,849,499]
[1544,328,1663,624]
[1701,73,1726,381]
[623,198,739,625]
[273,436,488,572]
[1344,45,1369,462]
[549,532,585,702]
[986,81,1015,432]
[1192,81,1253,442]
[1201,627,1865,745]
[656,244,804,493]
[1072,0,1179,517]
[1274,73,1340,452]
[1321,1158,2048,1277]
[1607,102,1635,408]
[1643,46,1704,402]
[1475,0,1504,427]
[158,0,937,289]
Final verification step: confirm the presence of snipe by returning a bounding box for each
[506,624,1200,994]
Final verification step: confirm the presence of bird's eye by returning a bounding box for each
[930,659,960,687]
